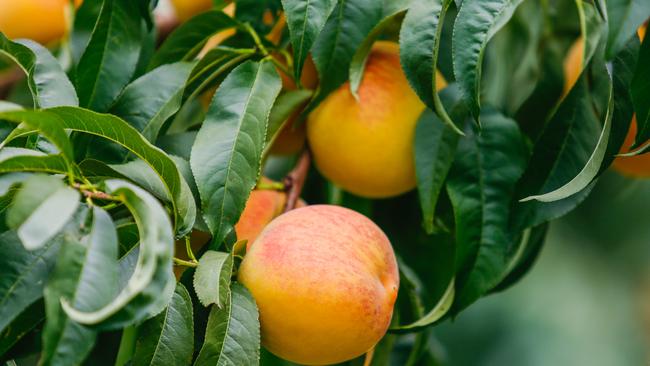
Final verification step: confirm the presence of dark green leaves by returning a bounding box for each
[149,10,240,69]
[6,175,80,250]
[400,0,461,133]
[414,109,459,234]
[452,0,526,121]
[311,0,383,102]
[194,251,234,308]
[632,30,650,147]
[605,0,650,58]
[281,0,337,80]
[0,34,78,108]
[75,0,145,111]
[133,283,194,366]
[446,110,528,312]
[61,181,175,330]
[42,207,119,365]
[194,284,260,366]
[190,61,281,247]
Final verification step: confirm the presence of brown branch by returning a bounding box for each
[72,183,121,202]
[283,150,310,212]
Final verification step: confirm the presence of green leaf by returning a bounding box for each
[70,0,103,64]
[0,299,45,356]
[42,207,119,366]
[0,107,196,237]
[0,147,68,175]
[605,0,650,58]
[0,33,78,108]
[0,231,62,335]
[191,61,281,247]
[631,29,650,148]
[194,283,260,366]
[311,0,383,103]
[61,180,176,330]
[185,48,252,98]
[133,283,194,366]
[264,89,313,156]
[348,3,409,97]
[149,10,240,70]
[520,74,613,202]
[452,0,526,122]
[111,62,195,142]
[400,0,462,134]
[194,251,234,308]
[281,0,337,80]
[75,0,144,111]
[414,110,459,235]
[512,51,611,231]
[446,110,528,312]
[390,277,454,333]
[6,175,80,250]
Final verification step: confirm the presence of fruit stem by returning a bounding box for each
[283,150,310,212]
[173,257,198,268]
[185,236,197,262]
[256,180,285,191]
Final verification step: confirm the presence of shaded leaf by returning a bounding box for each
[452,0,526,121]
[194,283,260,366]
[605,0,650,58]
[446,110,528,312]
[281,0,337,80]
[631,28,650,148]
[133,283,194,366]
[0,147,68,175]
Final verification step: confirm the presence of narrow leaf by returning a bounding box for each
[632,29,650,147]
[0,148,68,175]
[75,0,144,111]
[446,110,528,312]
[452,0,526,121]
[605,0,650,58]
[194,283,260,366]
[281,0,337,79]
[190,61,281,247]
[133,283,194,366]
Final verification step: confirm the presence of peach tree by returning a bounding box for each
[0,0,648,365]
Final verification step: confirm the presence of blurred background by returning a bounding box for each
[431,169,650,365]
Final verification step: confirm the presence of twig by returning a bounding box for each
[283,150,310,212]
[72,183,121,202]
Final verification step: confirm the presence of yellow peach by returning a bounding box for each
[306,41,446,198]
[0,0,80,44]
[238,205,399,365]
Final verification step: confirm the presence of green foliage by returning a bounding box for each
[0,0,648,364]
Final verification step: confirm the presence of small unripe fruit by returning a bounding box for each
[238,205,399,365]
[307,41,446,198]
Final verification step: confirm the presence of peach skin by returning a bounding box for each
[238,205,399,365]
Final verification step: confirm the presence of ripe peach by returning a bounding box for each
[0,0,81,44]
[306,41,446,198]
[238,205,399,365]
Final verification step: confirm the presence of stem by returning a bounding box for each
[185,236,197,262]
[256,180,285,191]
[266,55,293,80]
[186,53,253,104]
[283,150,311,212]
[72,183,121,202]
[173,257,198,268]
[114,326,137,366]
[243,22,269,56]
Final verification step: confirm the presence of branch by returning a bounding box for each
[283,150,311,212]
[72,183,121,202]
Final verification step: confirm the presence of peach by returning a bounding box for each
[0,0,81,44]
[306,41,446,198]
[238,205,399,365]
